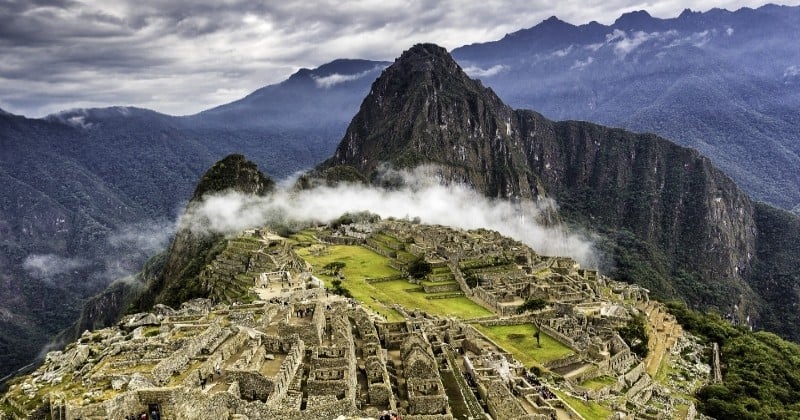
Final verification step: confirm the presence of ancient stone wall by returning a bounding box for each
[227,370,274,400]
[265,339,305,405]
[152,321,223,384]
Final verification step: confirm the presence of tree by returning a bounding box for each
[517,298,548,314]
[407,258,432,279]
[323,261,346,276]
[618,314,649,358]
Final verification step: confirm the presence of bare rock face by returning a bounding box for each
[324,43,542,200]
[127,373,155,390]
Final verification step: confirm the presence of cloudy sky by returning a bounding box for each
[1,0,795,117]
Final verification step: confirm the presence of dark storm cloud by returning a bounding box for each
[0,0,796,117]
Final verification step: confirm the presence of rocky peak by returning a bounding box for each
[319,43,767,333]
[190,153,274,201]
[324,43,538,199]
[138,155,274,309]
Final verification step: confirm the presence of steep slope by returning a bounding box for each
[323,44,542,199]
[321,43,800,340]
[57,155,274,347]
[452,4,800,212]
[135,154,275,310]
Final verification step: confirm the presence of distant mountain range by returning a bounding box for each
[1,4,799,379]
[452,4,800,212]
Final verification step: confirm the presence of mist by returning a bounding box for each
[182,167,598,267]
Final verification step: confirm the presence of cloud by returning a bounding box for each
[463,64,508,78]
[570,56,594,70]
[551,45,573,57]
[23,254,89,283]
[0,0,773,118]
[313,65,383,88]
[181,166,598,267]
[607,29,659,58]
[726,26,734,36]
[785,65,800,78]
[100,220,176,282]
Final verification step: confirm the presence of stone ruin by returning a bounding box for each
[2,220,711,420]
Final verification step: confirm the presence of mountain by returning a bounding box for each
[4,4,800,381]
[185,59,388,131]
[452,4,800,213]
[55,154,274,349]
[0,60,384,379]
[320,43,800,342]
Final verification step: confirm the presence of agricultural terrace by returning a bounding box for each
[292,237,492,321]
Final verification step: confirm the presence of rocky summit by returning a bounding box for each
[1,220,709,419]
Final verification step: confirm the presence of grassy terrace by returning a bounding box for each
[553,388,613,420]
[580,375,617,390]
[293,239,491,321]
[473,324,574,368]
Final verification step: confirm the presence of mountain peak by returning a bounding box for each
[393,43,456,71]
[613,9,656,27]
[190,154,274,201]
[321,44,534,198]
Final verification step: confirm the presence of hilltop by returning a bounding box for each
[1,219,710,419]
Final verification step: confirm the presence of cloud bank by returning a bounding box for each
[23,254,89,284]
[313,65,384,88]
[181,168,598,268]
[463,64,508,78]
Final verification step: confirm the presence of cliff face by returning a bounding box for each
[517,114,757,310]
[326,44,542,199]
[320,43,788,335]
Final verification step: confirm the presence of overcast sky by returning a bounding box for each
[0,0,796,118]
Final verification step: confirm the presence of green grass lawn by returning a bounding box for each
[473,324,575,367]
[580,375,617,390]
[296,244,492,321]
[553,388,613,420]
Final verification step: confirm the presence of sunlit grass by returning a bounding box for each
[553,388,613,420]
[473,324,574,368]
[296,244,491,321]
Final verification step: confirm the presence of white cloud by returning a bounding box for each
[585,42,605,52]
[552,45,574,57]
[726,26,734,36]
[785,65,800,78]
[23,254,90,284]
[570,56,594,70]
[312,65,383,88]
[608,29,659,58]
[181,166,598,267]
[463,64,508,78]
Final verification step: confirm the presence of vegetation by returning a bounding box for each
[552,388,613,420]
[328,279,353,298]
[516,297,548,314]
[322,261,346,276]
[617,314,649,358]
[667,302,800,419]
[473,324,574,367]
[296,243,491,321]
[407,258,432,279]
